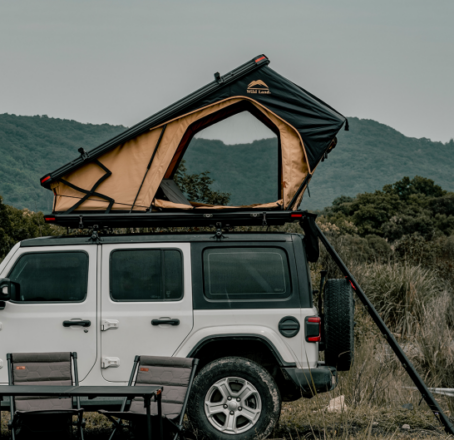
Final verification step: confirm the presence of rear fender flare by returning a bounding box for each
[175,327,298,367]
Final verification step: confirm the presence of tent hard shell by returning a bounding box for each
[40,55,347,220]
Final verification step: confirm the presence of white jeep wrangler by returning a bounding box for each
[0,231,354,439]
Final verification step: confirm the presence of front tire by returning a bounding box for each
[187,357,281,440]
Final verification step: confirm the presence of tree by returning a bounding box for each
[174,160,230,206]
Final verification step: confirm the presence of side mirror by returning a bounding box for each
[0,278,12,301]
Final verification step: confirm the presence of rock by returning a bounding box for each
[402,424,411,430]
[326,395,347,413]
[372,422,379,426]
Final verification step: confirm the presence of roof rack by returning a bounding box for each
[44,210,305,229]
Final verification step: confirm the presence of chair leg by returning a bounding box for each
[79,419,85,440]
[108,426,120,440]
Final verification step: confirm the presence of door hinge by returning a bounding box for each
[101,319,119,331]
[101,357,120,369]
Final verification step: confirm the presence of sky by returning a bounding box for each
[1,0,453,144]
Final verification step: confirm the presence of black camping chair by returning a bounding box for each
[99,355,199,440]
[7,352,85,440]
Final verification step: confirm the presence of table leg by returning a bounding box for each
[145,395,152,440]
[157,391,163,440]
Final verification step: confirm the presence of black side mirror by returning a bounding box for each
[0,278,12,302]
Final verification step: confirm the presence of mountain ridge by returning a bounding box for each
[0,113,452,211]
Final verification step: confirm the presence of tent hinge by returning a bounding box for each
[78,148,89,161]
[79,215,84,229]
[214,72,224,84]
[262,212,267,227]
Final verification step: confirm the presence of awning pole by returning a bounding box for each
[313,221,454,436]
[286,173,312,211]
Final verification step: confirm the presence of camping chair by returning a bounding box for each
[7,352,85,440]
[99,355,199,440]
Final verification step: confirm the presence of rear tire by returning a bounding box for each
[324,278,355,371]
[187,357,281,440]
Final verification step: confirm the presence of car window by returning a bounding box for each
[110,249,183,301]
[203,247,291,301]
[8,252,89,302]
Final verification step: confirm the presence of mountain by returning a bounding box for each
[0,113,452,212]
[305,118,454,209]
[184,118,454,208]
[0,114,125,212]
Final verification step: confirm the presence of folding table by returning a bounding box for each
[0,385,163,440]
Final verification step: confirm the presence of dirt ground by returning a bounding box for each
[2,401,453,440]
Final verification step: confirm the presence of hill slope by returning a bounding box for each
[0,113,452,211]
[0,114,125,211]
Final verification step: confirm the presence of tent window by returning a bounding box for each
[172,109,280,206]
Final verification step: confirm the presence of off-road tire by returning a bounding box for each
[324,278,355,371]
[187,357,281,440]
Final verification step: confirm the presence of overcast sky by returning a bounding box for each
[1,0,453,144]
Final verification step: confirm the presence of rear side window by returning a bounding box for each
[203,247,291,301]
[8,252,89,302]
[110,249,183,301]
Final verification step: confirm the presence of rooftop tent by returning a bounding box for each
[41,55,347,214]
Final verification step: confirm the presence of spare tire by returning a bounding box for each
[324,279,355,371]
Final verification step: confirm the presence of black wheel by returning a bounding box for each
[187,357,281,440]
[324,278,355,371]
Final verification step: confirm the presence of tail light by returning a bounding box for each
[305,316,321,342]
[44,216,56,223]
[41,175,51,184]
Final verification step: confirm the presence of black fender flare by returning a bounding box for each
[187,333,296,368]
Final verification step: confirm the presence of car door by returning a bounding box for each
[0,244,98,384]
[100,242,193,382]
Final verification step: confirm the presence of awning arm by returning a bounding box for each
[312,220,454,436]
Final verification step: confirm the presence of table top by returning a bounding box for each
[0,385,161,398]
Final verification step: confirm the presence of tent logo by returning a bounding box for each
[247,80,271,94]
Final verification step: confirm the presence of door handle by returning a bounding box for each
[151,319,180,326]
[63,320,91,328]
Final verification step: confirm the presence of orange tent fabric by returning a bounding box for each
[51,97,309,212]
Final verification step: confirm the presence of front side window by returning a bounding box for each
[203,247,291,301]
[8,252,89,302]
[110,249,183,301]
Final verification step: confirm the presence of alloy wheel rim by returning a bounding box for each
[204,376,262,435]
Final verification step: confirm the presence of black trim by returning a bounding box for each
[60,159,115,214]
[187,334,296,368]
[45,210,303,229]
[287,173,312,211]
[283,365,337,397]
[40,55,269,187]
[20,232,299,247]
